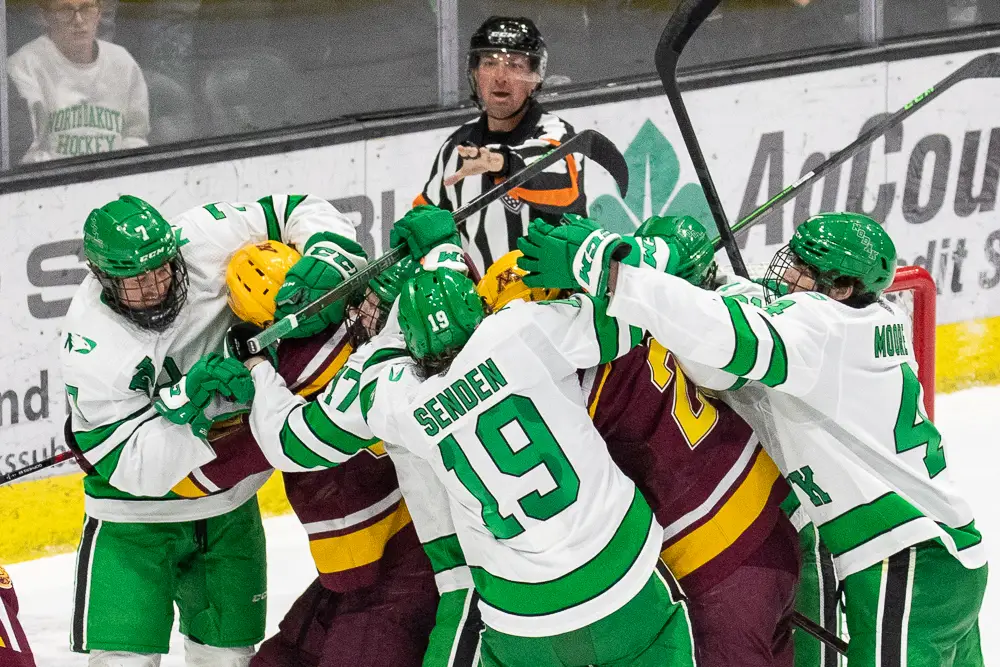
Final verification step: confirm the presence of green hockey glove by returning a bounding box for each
[389,205,460,260]
[517,214,632,295]
[154,353,255,439]
[274,232,368,338]
[420,243,468,273]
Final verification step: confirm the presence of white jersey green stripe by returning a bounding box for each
[361,296,657,638]
[608,267,986,579]
[472,486,662,636]
[61,194,358,520]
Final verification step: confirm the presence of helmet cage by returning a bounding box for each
[94,253,189,332]
[345,288,390,349]
[763,245,871,306]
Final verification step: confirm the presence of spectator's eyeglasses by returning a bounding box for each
[47,2,100,23]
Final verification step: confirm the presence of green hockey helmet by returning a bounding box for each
[634,215,718,287]
[370,256,422,305]
[397,269,485,373]
[765,212,896,305]
[83,195,189,331]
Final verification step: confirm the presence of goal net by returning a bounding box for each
[883,265,937,419]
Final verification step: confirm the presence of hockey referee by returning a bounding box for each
[414,16,588,276]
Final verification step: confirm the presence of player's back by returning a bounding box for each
[587,339,790,595]
[371,299,662,637]
[715,287,984,578]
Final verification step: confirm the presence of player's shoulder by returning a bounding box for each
[61,279,155,386]
[715,276,766,303]
[169,200,261,249]
[485,297,578,332]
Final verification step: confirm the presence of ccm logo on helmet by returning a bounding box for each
[138,247,168,263]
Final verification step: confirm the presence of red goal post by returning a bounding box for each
[884,266,936,421]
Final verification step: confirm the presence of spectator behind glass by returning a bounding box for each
[7,0,149,164]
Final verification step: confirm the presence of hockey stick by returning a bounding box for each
[247,129,629,353]
[655,0,748,277]
[716,51,1000,249]
[792,611,849,655]
[0,450,77,486]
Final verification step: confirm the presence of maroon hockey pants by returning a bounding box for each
[686,517,800,667]
[251,541,438,667]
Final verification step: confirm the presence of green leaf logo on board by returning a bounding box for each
[589,120,715,237]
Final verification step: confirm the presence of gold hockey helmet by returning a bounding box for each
[226,240,301,327]
[477,249,561,311]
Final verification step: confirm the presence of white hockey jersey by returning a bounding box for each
[248,305,475,597]
[358,296,660,637]
[607,265,986,579]
[60,195,358,523]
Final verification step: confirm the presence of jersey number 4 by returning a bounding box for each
[438,394,580,540]
[894,363,945,478]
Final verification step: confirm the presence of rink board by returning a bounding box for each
[3,46,1000,560]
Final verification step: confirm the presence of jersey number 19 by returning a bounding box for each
[438,394,581,539]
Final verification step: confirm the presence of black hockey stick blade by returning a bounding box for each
[724,51,1000,246]
[792,611,848,655]
[1,450,77,486]
[248,130,628,353]
[656,0,748,278]
[654,0,723,72]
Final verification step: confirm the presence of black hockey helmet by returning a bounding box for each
[467,16,548,104]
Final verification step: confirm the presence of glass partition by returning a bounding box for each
[3,0,439,167]
[2,0,999,174]
[883,0,1000,40]
[679,0,865,69]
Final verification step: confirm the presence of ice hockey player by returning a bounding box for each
[479,241,800,667]
[242,206,696,665]
[233,209,507,667]
[359,209,700,666]
[0,566,35,667]
[60,194,365,666]
[415,16,586,274]
[217,240,438,667]
[518,211,988,666]
[222,211,487,667]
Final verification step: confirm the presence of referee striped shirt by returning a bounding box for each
[415,100,587,274]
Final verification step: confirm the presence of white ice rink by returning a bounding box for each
[10,385,1000,665]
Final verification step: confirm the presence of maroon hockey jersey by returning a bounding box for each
[170,325,419,592]
[0,567,34,667]
[587,339,795,596]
